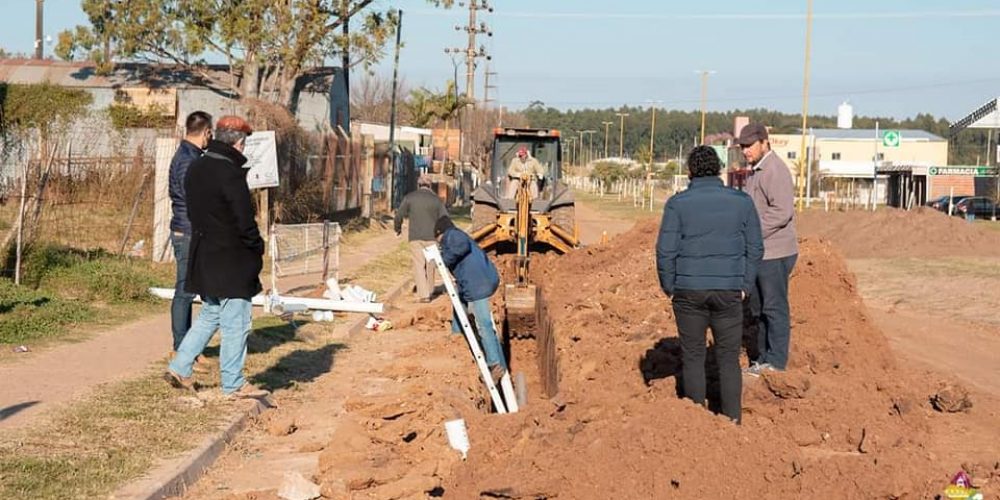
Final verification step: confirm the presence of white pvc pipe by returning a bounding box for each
[148,287,384,314]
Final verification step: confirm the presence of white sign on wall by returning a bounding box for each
[243,131,279,189]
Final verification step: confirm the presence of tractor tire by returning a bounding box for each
[472,201,499,233]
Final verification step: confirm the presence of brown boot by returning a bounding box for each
[164,369,195,392]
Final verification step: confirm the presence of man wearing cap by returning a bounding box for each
[165,115,269,399]
[168,111,212,366]
[737,123,799,376]
[394,174,448,303]
[506,146,545,199]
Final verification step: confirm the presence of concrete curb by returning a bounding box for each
[114,397,269,500]
[116,276,414,499]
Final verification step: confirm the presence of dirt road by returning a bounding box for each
[0,228,402,430]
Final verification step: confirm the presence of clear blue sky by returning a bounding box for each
[4,0,1000,120]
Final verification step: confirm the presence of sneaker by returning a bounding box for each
[489,364,507,385]
[745,362,780,377]
[226,384,270,400]
[164,369,195,391]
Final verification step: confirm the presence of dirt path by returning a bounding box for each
[849,258,1000,398]
[0,229,401,430]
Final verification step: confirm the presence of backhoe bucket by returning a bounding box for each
[504,284,537,316]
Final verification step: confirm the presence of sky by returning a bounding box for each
[3,0,1000,120]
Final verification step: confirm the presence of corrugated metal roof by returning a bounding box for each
[0,58,334,90]
[811,128,945,141]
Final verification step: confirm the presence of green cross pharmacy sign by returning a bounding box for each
[881,130,901,148]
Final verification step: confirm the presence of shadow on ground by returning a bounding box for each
[251,343,347,391]
[0,400,39,421]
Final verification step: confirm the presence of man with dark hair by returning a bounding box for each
[394,174,447,302]
[168,111,212,360]
[434,215,507,382]
[656,145,763,423]
[737,123,798,376]
[166,115,268,399]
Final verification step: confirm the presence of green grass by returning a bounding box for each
[0,244,173,345]
[0,371,230,499]
[341,241,411,296]
[0,312,352,499]
[574,189,664,220]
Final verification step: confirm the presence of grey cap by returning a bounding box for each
[737,123,769,146]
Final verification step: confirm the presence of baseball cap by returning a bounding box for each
[216,115,253,136]
[736,123,768,146]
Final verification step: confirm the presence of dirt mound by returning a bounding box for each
[433,219,998,498]
[797,207,1000,258]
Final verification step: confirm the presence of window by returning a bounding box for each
[832,152,841,160]
[787,151,797,160]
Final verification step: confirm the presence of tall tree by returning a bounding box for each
[54,1,439,110]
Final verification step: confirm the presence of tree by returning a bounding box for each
[350,72,406,123]
[405,81,470,129]
[55,0,448,110]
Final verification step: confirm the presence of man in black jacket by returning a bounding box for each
[655,146,764,423]
[168,111,212,356]
[166,115,268,399]
[394,174,447,302]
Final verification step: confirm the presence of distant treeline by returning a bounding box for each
[520,104,992,166]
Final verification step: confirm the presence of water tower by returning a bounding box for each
[837,101,853,129]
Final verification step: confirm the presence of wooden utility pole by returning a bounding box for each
[34,0,44,59]
[616,113,629,158]
[696,70,716,144]
[796,0,813,211]
[602,121,613,159]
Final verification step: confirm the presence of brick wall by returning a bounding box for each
[929,176,975,199]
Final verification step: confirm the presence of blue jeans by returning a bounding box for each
[751,254,797,370]
[169,297,252,393]
[170,232,197,351]
[451,298,507,370]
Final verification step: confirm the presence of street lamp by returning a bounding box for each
[601,121,613,159]
[615,112,629,158]
[695,70,716,144]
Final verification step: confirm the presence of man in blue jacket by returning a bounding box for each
[434,216,508,382]
[168,111,212,355]
[655,146,764,423]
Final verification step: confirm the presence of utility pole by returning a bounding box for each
[602,121,613,159]
[696,70,716,144]
[34,0,44,59]
[388,9,404,209]
[646,100,663,171]
[616,112,629,158]
[582,130,597,165]
[484,68,498,106]
[449,1,493,102]
[796,0,813,211]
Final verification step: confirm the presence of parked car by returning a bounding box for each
[926,194,971,212]
[953,197,999,220]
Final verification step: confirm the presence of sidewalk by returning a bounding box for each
[0,228,402,430]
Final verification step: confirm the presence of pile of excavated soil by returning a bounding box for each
[797,207,1000,258]
[433,219,1000,498]
[309,219,1000,499]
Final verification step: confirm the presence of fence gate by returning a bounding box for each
[271,221,341,282]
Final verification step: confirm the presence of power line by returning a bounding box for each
[492,76,1000,108]
[411,8,1000,21]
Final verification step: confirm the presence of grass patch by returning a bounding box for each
[0,312,352,499]
[341,241,411,296]
[0,244,173,346]
[573,189,663,221]
[0,371,230,499]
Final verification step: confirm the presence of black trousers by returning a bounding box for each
[671,289,743,422]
